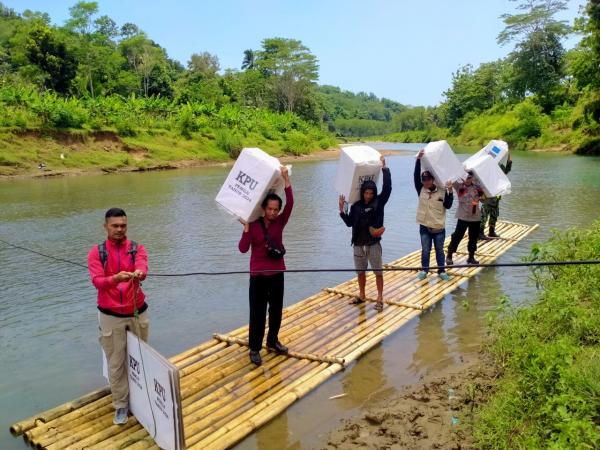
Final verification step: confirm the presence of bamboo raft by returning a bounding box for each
[11,220,538,450]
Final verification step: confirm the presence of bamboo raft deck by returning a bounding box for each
[11,220,538,450]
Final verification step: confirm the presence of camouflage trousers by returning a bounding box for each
[480,197,500,232]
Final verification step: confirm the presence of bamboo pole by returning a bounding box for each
[213,334,346,365]
[26,403,113,444]
[43,412,136,450]
[10,386,110,437]
[86,423,144,450]
[179,343,239,378]
[182,360,317,443]
[454,250,497,257]
[192,362,344,450]
[174,342,229,372]
[186,362,328,449]
[322,287,424,310]
[169,338,225,366]
[24,395,112,443]
[181,353,296,417]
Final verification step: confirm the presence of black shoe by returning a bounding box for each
[478,231,489,241]
[488,227,499,238]
[249,350,262,366]
[467,256,479,265]
[446,254,454,266]
[267,341,289,354]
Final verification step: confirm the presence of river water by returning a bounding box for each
[1,144,600,449]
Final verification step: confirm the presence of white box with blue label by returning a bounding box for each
[463,153,511,197]
[470,139,509,166]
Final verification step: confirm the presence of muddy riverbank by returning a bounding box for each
[322,351,498,450]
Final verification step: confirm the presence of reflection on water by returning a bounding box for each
[1,150,600,449]
[339,344,386,409]
[409,302,451,375]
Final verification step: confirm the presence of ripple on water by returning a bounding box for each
[2,153,600,450]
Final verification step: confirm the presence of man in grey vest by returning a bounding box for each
[414,149,454,280]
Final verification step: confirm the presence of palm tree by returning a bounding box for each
[241,49,255,70]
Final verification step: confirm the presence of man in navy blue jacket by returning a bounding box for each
[339,156,391,311]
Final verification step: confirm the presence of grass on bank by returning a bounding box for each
[474,221,600,449]
[0,85,338,176]
[0,127,337,176]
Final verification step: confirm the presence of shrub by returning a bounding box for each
[115,120,137,137]
[575,137,600,155]
[475,222,600,448]
[283,130,312,156]
[177,104,198,138]
[215,128,243,158]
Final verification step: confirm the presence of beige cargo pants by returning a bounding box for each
[98,310,149,409]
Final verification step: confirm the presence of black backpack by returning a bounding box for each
[98,240,138,270]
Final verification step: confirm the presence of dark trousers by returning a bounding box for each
[448,219,479,257]
[481,197,500,232]
[249,273,284,351]
[419,225,446,273]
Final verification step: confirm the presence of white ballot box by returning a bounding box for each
[335,145,381,204]
[126,332,184,450]
[215,148,284,222]
[469,139,509,166]
[420,140,467,186]
[464,154,511,197]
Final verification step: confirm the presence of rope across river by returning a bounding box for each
[2,237,599,276]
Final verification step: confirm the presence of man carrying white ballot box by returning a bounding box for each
[480,155,513,240]
[414,149,454,281]
[339,156,391,312]
[446,172,485,266]
[238,166,293,367]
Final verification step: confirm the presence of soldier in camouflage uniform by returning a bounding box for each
[479,155,512,239]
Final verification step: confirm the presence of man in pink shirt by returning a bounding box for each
[87,208,148,425]
[239,167,293,366]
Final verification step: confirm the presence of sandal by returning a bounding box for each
[349,297,365,305]
[374,302,384,312]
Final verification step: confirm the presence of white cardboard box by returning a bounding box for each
[215,148,284,222]
[421,140,467,185]
[334,145,382,204]
[463,153,511,197]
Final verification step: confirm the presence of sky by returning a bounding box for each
[2,0,588,106]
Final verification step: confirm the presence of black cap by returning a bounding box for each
[421,170,434,181]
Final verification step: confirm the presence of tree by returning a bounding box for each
[570,0,600,89]
[498,0,570,109]
[94,15,118,40]
[442,61,507,130]
[254,37,319,114]
[187,52,220,79]
[241,49,255,70]
[497,0,570,45]
[120,34,168,97]
[25,24,77,93]
[65,1,99,97]
[0,2,17,18]
[509,28,565,107]
[120,22,139,39]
